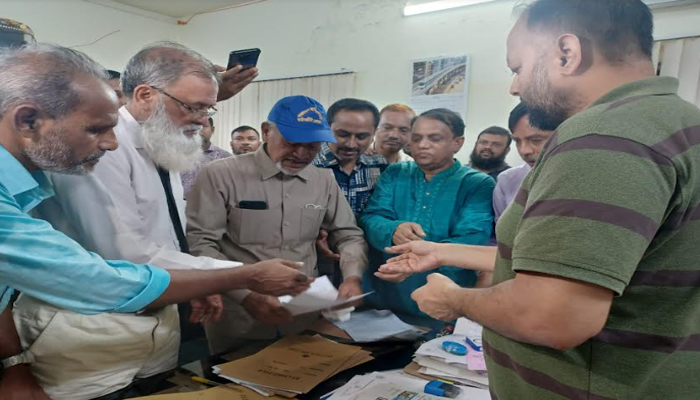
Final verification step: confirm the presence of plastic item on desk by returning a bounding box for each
[465,336,482,351]
[441,340,467,356]
[424,380,462,398]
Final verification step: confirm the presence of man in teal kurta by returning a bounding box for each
[360,108,494,327]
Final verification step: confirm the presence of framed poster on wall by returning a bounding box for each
[409,54,471,119]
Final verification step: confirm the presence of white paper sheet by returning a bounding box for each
[414,334,470,365]
[325,371,490,400]
[278,276,372,316]
[331,310,424,342]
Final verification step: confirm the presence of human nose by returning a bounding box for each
[99,129,119,152]
[510,76,520,97]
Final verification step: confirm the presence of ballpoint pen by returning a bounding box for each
[465,337,482,352]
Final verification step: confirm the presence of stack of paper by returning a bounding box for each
[330,309,425,342]
[406,318,489,390]
[278,276,371,316]
[324,371,491,400]
[129,383,291,400]
[213,335,373,397]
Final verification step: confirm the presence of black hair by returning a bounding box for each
[508,103,529,133]
[106,69,121,80]
[478,126,512,147]
[231,125,260,138]
[411,108,465,138]
[525,0,654,63]
[327,98,380,128]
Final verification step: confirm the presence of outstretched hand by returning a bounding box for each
[375,241,441,282]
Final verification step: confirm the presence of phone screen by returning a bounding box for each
[227,48,261,70]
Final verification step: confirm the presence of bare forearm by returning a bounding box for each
[0,307,22,358]
[438,243,497,272]
[147,266,254,309]
[445,281,555,347]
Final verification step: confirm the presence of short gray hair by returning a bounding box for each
[121,41,219,97]
[0,43,108,119]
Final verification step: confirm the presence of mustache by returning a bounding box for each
[81,151,106,164]
[338,146,359,152]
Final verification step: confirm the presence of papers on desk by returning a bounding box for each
[324,371,491,400]
[407,319,489,390]
[330,309,425,342]
[213,335,373,397]
[128,383,290,399]
[278,276,371,316]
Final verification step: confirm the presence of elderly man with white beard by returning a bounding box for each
[23,42,284,400]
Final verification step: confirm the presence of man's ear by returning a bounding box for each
[556,33,588,75]
[131,84,157,113]
[453,136,465,153]
[260,122,270,142]
[12,105,44,140]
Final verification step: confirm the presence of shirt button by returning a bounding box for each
[426,192,431,196]
[284,221,291,226]
[422,206,427,209]
[284,193,289,198]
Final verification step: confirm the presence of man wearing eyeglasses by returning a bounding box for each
[24,42,286,399]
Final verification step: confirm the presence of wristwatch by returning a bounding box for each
[1,350,35,369]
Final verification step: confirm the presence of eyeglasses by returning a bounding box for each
[151,86,217,119]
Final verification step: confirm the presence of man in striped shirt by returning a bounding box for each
[376,0,700,399]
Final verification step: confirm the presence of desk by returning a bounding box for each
[139,321,423,400]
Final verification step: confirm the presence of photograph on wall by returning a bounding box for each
[409,54,470,119]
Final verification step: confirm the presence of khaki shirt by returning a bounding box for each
[185,146,368,350]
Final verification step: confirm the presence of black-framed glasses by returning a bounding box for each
[151,86,217,118]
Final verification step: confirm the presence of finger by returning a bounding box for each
[384,244,411,254]
[293,273,310,283]
[378,263,412,274]
[211,302,224,322]
[279,260,303,269]
[213,64,226,72]
[319,230,328,240]
[189,308,204,324]
[413,225,427,237]
[374,271,407,283]
[427,272,447,283]
[405,232,423,242]
[221,64,243,76]
[327,252,341,261]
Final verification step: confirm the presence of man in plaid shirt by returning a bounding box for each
[313,98,388,216]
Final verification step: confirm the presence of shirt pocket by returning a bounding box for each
[227,206,276,245]
[299,207,326,242]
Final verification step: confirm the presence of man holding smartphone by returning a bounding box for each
[186,95,368,354]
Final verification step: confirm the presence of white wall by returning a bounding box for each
[182,0,521,164]
[5,0,700,164]
[181,0,700,165]
[1,0,181,71]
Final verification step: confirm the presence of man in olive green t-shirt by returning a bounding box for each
[374,1,700,399]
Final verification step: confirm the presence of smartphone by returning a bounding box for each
[227,48,261,71]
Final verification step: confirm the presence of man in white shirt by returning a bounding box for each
[21,42,292,400]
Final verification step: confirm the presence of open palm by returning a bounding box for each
[375,241,441,282]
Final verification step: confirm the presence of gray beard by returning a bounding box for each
[141,100,204,172]
[23,125,103,175]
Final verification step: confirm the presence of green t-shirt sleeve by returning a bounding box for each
[511,134,677,295]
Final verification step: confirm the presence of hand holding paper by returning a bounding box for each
[278,276,371,316]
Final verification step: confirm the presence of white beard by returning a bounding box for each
[141,100,204,172]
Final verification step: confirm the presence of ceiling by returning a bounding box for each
[108,0,256,19]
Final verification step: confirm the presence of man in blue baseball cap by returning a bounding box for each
[186,95,369,353]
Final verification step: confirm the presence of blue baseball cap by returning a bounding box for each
[268,95,336,144]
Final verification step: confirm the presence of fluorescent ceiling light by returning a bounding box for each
[403,0,500,16]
